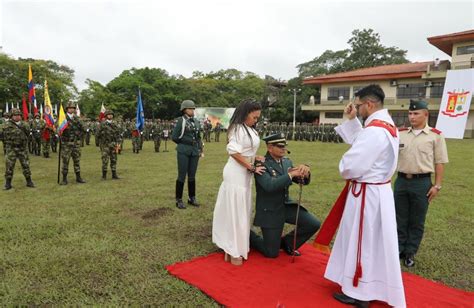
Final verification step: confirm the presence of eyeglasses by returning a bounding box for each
[354,102,368,109]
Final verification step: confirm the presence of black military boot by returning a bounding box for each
[102,171,107,180]
[26,177,35,188]
[60,173,68,185]
[75,172,86,184]
[112,171,119,180]
[4,178,12,190]
[176,180,186,209]
[187,180,200,207]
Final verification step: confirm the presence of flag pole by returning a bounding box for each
[57,139,62,184]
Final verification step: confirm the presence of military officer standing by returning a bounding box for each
[1,112,9,155]
[214,122,222,142]
[30,114,42,156]
[98,110,121,180]
[171,100,203,209]
[3,108,35,190]
[249,133,320,258]
[59,102,86,185]
[395,99,449,267]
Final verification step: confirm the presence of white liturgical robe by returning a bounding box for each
[324,109,406,307]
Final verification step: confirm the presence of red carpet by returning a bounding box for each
[166,244,473,307]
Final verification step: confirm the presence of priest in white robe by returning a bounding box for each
[323,85,406,308]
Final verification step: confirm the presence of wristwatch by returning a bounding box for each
[434,185,442,191]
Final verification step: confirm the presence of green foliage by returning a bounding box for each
[0,54,77,112]
[0,138,472,305]
[297,28,409,78]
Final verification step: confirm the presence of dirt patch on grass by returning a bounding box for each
[141,207,173,220]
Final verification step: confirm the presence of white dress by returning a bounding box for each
[324,109,406,307]
[212,124,260,259]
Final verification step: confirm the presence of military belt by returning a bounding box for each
[180,140,197,146]
[398,172,431,179]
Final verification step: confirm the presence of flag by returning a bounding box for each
[58,103,69,135]
[28,64,38,115]
[99,103,106,121]
[135,88,144,131]
[5,102,9,113]
[43,80,55,127]
[16,102,19,109]
[76,103,81,117]
[22,94,28,120]
[40,104,43,116]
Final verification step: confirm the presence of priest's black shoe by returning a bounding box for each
[333,293,369,308]
[176,199,186,209]
[281,240,301,256]
[404,254,415,267]
[187,197,200,207]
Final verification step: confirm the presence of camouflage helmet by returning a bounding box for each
[3,112,9,118]
[66,102,76,109]
[11,108,21,116]
[180,100,196,111]
[104,109,114,116]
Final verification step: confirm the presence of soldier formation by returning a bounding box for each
[257,122,343,143]
[1,105,344,190]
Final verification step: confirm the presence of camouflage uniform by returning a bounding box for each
[132,126,141,154]
[3,109,35,189]
[152,120,162,152]
[98,110,121,179]
[1,112,9,155]
[40,118,54,158]
[30,116,42,156]
[59,103,86,185]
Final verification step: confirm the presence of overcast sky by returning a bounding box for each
[1,0,473,90]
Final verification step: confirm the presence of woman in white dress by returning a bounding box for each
[212,99,265,266]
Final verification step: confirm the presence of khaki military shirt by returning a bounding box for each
[397,125,449,174]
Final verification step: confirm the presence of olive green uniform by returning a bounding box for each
[60,110,86,184]
[172,113,202,207]
[250,151,320,258]
[98,117,121,178]
[395,125,448,257]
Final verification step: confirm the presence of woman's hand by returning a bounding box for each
[254,165,266,175]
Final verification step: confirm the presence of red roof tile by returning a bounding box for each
[427,29,474,56]
[303,61,433,85]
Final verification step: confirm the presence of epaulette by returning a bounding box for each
[398,127,409,132]
[431,128,442,135]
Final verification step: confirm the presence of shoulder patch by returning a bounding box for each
[431,128,442,135]
[398,127,409,132]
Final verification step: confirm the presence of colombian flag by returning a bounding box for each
[58,103,68,135]
[28,64,38,115]
[43,80,55,127]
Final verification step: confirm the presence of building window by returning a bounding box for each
[396,83,426,99]
[328,87,350,100]
[325,112,343,119]
[430,82,444,98]
[457,45,474,55]
[391,112,409,127]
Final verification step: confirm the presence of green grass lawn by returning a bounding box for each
[1,136,473,305]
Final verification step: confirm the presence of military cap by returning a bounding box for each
[263,132,287,146]
[104,109,114,116]
[180,99,196,111]
[409,99,428,111]
[3,112,9,117]
[66,102,77,109]
[11,108,21,116]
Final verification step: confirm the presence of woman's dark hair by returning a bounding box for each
[227,98,262,145]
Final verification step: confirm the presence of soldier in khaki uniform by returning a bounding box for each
[395,99,449,267]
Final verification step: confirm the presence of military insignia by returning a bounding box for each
[271,169,277,177]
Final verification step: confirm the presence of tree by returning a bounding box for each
[296,28,409,78]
